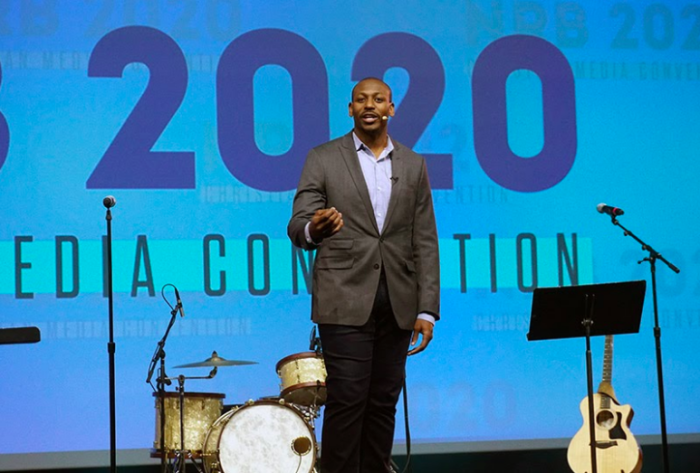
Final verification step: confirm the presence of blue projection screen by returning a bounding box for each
[1,0,699,468]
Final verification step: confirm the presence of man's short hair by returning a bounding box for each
[351,77,393,101]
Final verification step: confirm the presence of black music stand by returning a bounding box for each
[528,280,646,473]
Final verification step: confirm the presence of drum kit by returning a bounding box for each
[151,348,327,473]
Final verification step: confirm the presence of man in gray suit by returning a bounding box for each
[288,77,440,473]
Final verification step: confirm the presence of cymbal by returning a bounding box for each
[174,351,258,368]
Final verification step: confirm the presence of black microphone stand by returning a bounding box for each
[608,215,680,473]
[147,286,182,473]
[103,197,117,473]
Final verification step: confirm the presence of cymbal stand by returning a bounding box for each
[165,370,218,473]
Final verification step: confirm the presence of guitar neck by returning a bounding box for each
[597,334,617,403]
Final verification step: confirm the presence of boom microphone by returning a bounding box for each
[381,115,388,120]
[309,326,317,351]
[596,203,624,217]
[173,287,185,318]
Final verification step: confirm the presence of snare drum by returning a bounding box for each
[202,400,317,473]
[152,391,224,457]
[276,352,327,406]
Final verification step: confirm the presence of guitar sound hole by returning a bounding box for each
[596,410,615,428]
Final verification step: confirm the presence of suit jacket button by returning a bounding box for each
[379,237,384,243]
[373,263,380,270]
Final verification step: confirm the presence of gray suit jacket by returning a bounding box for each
[287,132,440,330]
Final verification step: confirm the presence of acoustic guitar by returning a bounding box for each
[567,335,643,473]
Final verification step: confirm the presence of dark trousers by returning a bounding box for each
[318,274,412,473]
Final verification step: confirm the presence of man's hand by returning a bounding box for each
[408,319,433,356]
[309,207,344,242]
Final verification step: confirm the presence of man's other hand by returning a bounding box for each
[408,319,433,356]
[309,207,344,242]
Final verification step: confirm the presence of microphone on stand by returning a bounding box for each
[309,326,317,351]
[103,195,117,209]
[173,287,185,318]
[101,194,118,473]
[596,203,624,217]
[309,325,322,354]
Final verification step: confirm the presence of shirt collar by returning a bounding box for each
[352,131,394,155]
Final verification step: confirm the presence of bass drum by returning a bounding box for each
[203,400,317,473]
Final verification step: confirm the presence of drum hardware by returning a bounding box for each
[151,348,259,472]
[291,403,321,431]
[152,372,221,473]
[146,284,188,473]
[149,352,258,473]
[145,319,326,472]
[145,293,257,473]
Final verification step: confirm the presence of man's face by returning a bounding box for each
[348,79,394,134]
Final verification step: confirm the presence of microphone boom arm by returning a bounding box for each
[610,216,680,273]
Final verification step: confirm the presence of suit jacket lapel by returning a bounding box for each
[338,133,380,235]
[383,140,405,232]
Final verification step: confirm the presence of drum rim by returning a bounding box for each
[152,391,226,399]
[281,382,327,399]
[202,409,235,469]
[275,351,323,372]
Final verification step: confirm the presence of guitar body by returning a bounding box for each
[567,394,642,473]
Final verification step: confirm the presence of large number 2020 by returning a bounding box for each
[0,60,8,172]
[87,27,575,192]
